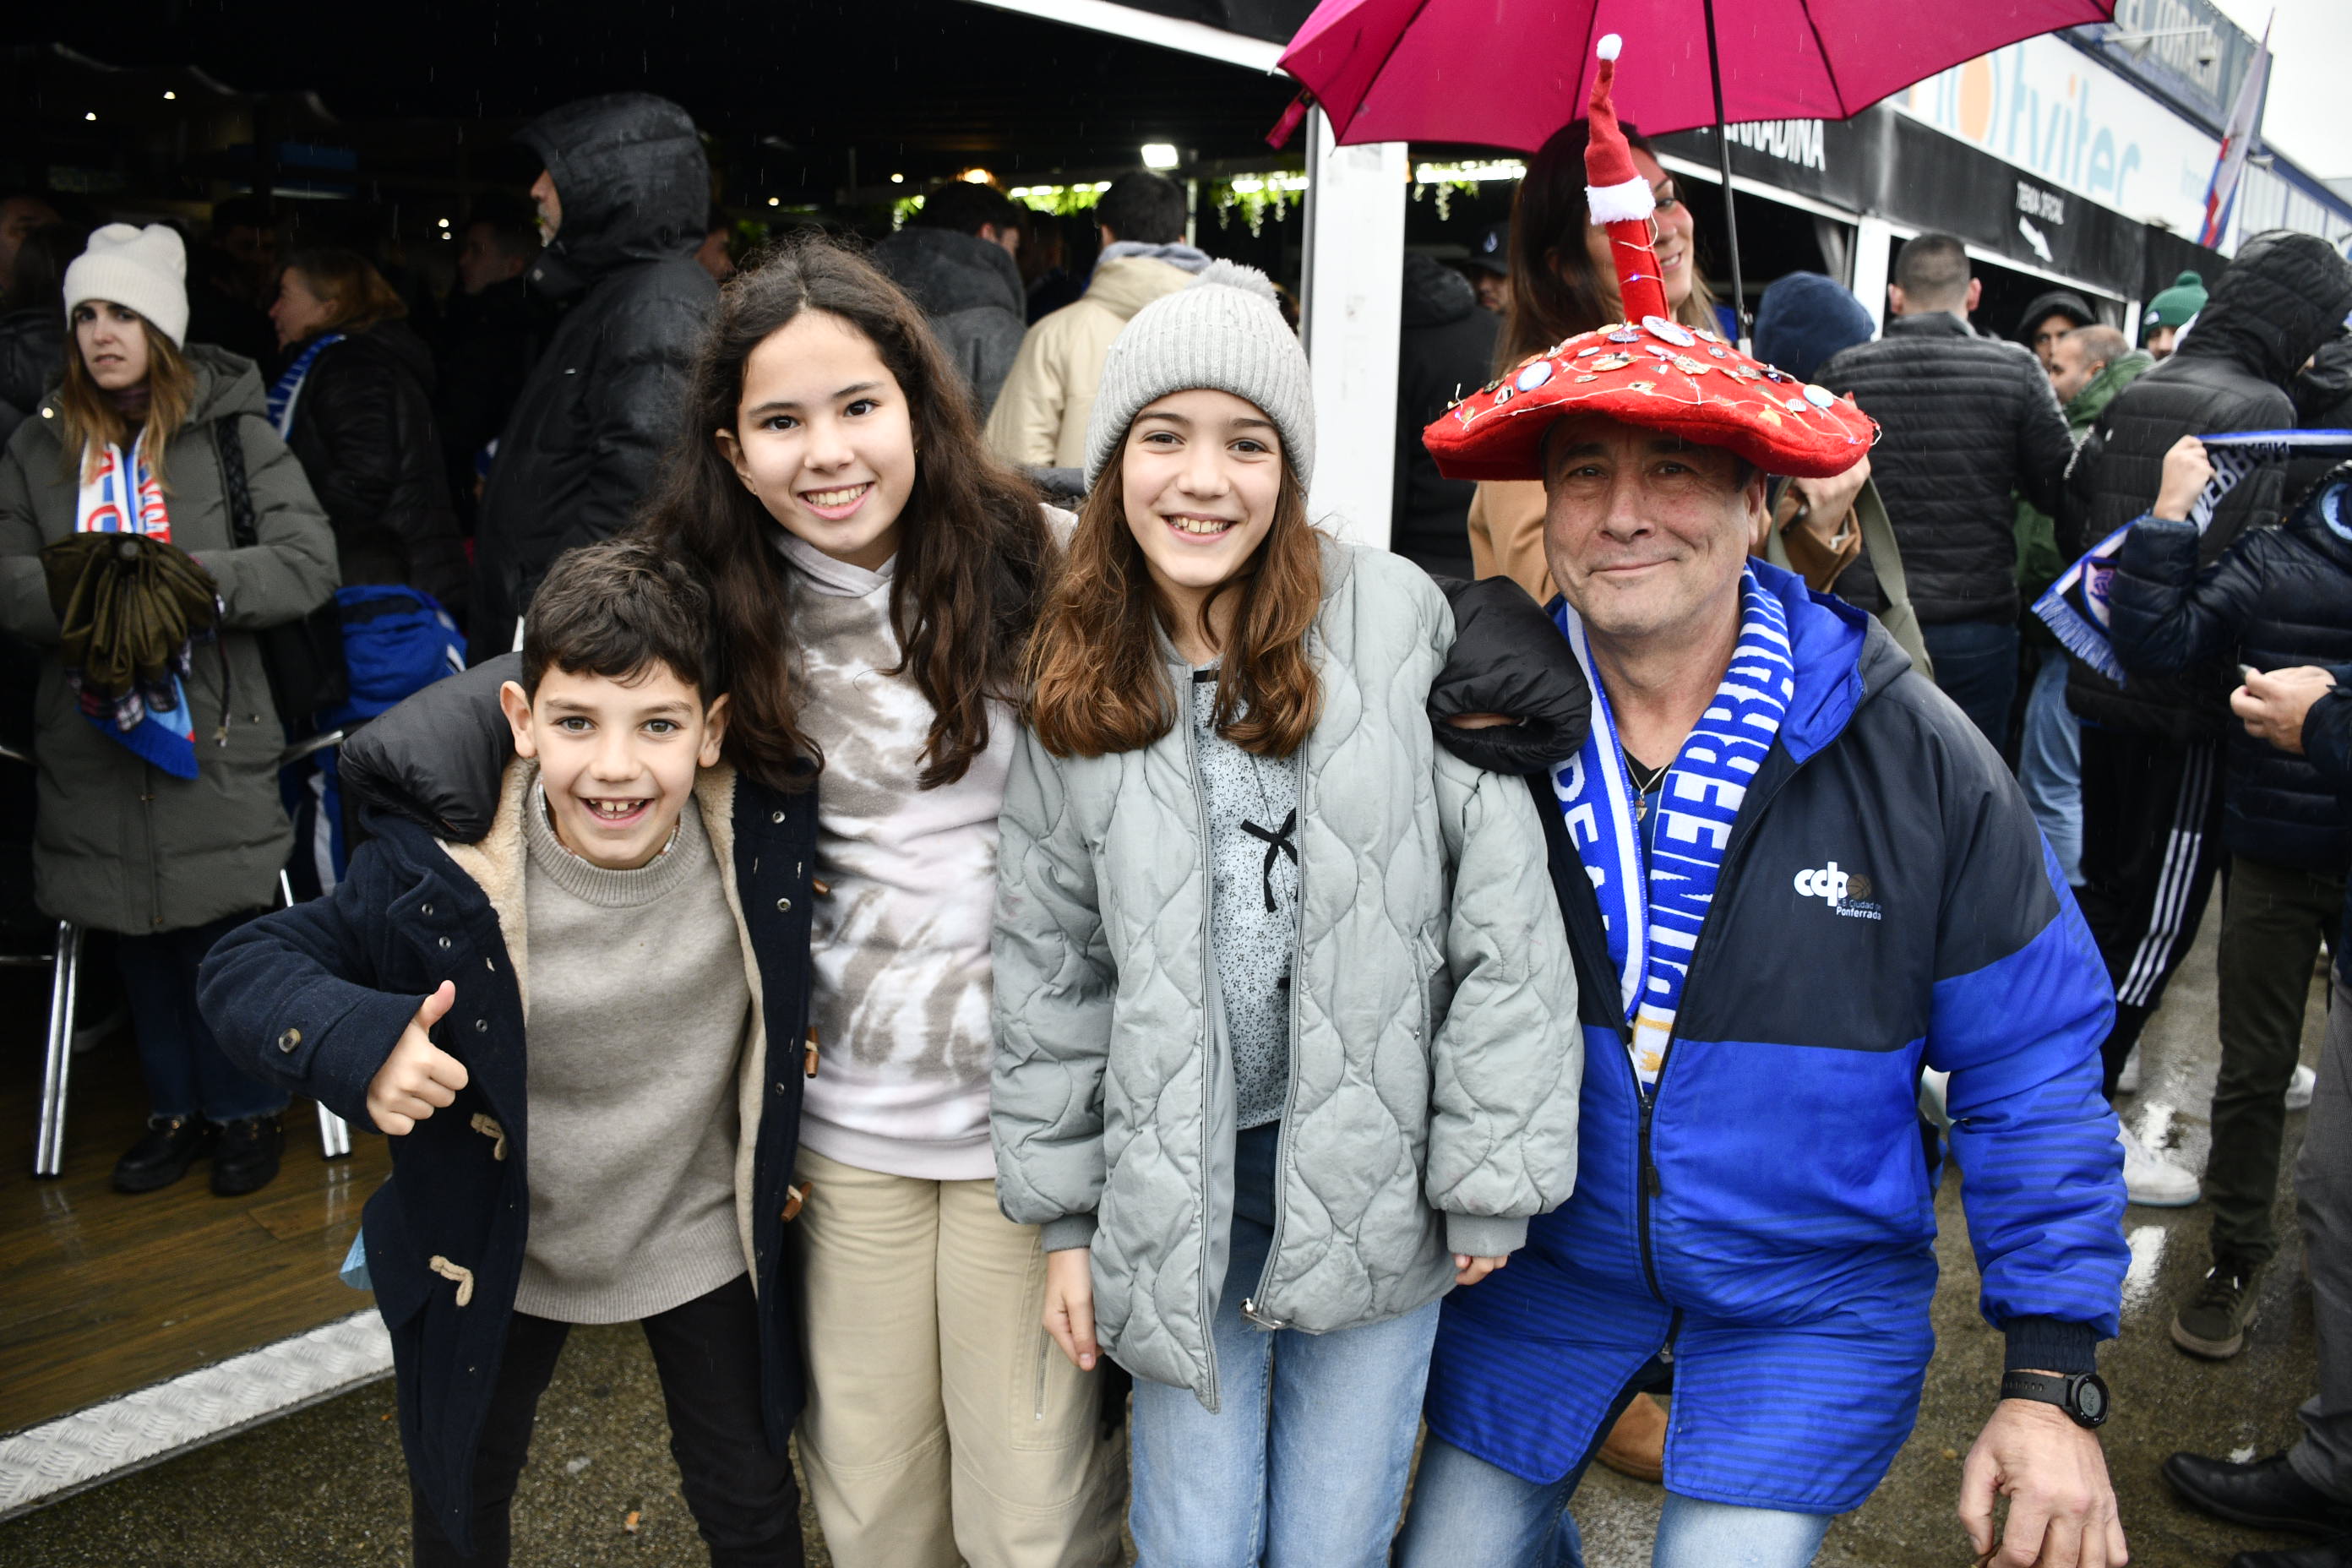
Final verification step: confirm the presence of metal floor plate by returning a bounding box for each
[0,1309,392,1520]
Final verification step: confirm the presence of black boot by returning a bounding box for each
[210,1114,285,1197]
[2232,1540,2352,1568]
[112,1115,217,1193]
[2166,1451,2352,1537]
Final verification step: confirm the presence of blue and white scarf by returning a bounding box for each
[266,332,344,438]
[73,429,201,779]
[1551,568,1794,1088]
[2034,429,2352,683]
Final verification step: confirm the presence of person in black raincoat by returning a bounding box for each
[470,93,716,657]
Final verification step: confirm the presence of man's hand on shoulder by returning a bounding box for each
[1958,1391,2127,1566]
[366,981,470,1135]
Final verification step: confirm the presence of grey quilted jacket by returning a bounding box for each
[992,542,1582,1408]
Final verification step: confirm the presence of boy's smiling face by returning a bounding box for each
[498,662,728,871]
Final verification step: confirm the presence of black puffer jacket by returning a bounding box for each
[2057,231,2352,743]
[1819,311,2072,623]
[2109,464,2352,871]
[0,307,62,445]
[871,226,1026,419]
[472,94,716,654]
[1395,256,1499,579]
[435,276,548,534]
[2289,335,2352,504]
[282,320,468,612]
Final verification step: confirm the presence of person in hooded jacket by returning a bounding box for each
[2108,444,2352,1363]
[2289,333,2352,501]
[0,224,339,1198]
[2055,231,2352,1207]
[267,248,467,614]
[438,201,546,536]
[873,182,1030,421]
[1393,252,1499,579]
[470,93,717,657]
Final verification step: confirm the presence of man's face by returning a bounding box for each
[0,195,59,284]
[455,223,526,295]
[1472,269,1509,313]
[2028,312,2078,370]
[531,170,563,244]
[2148,324,2179,361]
[2047,334,2106,405]
[1542,415,1764,647]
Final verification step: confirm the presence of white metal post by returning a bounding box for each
[1853,215,1897,335]
[1299,108,1407,549]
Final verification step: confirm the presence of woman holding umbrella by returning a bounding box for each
[0,223,338,1197]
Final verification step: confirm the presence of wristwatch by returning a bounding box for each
[2000,1369,2110,1429]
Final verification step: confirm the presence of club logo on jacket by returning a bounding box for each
[1794,861,1882,921]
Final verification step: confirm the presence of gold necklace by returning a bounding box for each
[1623,750,1669,821]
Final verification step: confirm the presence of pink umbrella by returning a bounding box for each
[1276,0,2116,329]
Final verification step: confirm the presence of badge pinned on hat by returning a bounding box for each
[1421,36,1876,484]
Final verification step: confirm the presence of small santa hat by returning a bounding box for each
[1582,35,1669,326]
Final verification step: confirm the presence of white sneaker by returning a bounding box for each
[2116,1045,2142,1095]
[2288,1064,2317,1112]
[2121,1125,2201,1207]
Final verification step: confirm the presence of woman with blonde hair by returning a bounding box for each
[0,222,337,1195]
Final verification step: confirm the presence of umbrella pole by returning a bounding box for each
[1701,0,1749,350]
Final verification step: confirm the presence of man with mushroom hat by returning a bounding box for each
[1394,36,2131,1568]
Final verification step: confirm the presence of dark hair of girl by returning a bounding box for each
[1025,441,1320,760]
[1498,117,1718,373]
[636,232,1052,792]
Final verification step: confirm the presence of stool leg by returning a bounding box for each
[317,1102,351,1159]
[35,922,84,1179]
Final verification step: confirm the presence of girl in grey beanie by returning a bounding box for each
[997,259,1583,1564]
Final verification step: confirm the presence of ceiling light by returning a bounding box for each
[1141,143,1180,171]
[960,168,993,185]
[890,173,904,184]
[163,91,177,101]
[437,217,450,228]
[84,112,96,122]
[767,197,780,207]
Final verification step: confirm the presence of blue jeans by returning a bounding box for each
[118,910,286,1123]
[2017,650,2083,885]
[1919,618,2020,753]
[1396,1435,1833,1568]
[1127,1124,1440,1567]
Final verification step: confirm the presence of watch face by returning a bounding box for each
[2075,1377,2108,1424]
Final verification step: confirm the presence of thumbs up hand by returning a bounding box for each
[366,981,471,1135]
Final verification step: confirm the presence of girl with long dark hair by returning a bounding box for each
[637,234,1124,1568]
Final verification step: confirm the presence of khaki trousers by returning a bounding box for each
[791,1146,1125,1568]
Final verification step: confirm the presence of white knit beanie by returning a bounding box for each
[63,224,191,348]
[1083,260,1314,490]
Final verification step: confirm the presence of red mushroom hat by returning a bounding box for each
[1422,35,1876,482]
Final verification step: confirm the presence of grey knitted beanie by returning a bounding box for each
[1083,259,1314,490]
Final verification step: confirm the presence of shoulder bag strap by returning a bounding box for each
[214,415,259,550]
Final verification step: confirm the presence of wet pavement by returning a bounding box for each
[1,893,2331,1566]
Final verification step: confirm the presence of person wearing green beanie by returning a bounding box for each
[2143,270,2208,360]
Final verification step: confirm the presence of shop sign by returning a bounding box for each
[1892,30,2219,237]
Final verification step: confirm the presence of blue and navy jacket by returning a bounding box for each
[1424,562,2126,1512]
[199,660,817,1554]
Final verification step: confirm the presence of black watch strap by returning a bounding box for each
[2001,1369,2110,1429]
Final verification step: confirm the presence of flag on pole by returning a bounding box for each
[2199,18,2272,250]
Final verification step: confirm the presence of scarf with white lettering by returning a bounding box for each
[1551,567,1793,1088]
[2035,429,2352,683]
[74,428,200,778]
